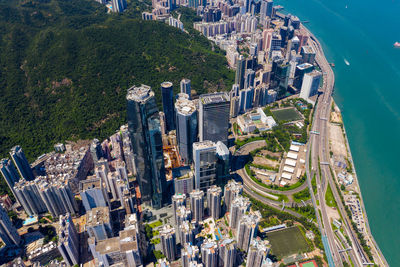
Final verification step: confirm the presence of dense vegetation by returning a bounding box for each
[0,0,234,163]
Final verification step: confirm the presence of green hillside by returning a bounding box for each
[0,0,234,162]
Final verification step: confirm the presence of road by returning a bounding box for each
[302,25,381,266]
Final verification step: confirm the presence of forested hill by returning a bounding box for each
[0,0,234,162]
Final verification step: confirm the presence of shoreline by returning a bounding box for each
[301,24,388,266]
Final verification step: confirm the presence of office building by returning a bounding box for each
[244,69,255,89]
[0,158,20,199]
[160,225,177,261]
[247,239,271,267]
[199,92,230,145]
[201,240,218,267]
[10,145,34,181]
[178,221,195,245]
[173,166,194,195]
[0,205,20,246]
[79,178,109,212]
[181,243,199,267]
[180,79,192,99]
[58,213,79,267]
[260,0,273,21]
[218,238,237,267]
[224,180,243,212]
[207,185,222,220]
[237,211,261,251]
[193,141,217,190]
[299,70,322,99]
[293,63,314,89]
[127,85,166,209]
[266,89,277,104]
[301,45,316,64]
[175,96,198,164]
[189,189,204,223]
[230,84,240,118]
[229,196,251,230]
[161,82,175,131]
[85,207,113,241]
[112,0,127,12]
[235,55,246,89]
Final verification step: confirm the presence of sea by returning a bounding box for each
[274,0,400,264]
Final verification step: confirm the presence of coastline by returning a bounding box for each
[302,24,388,266]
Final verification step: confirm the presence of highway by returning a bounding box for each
[302,25,378,266]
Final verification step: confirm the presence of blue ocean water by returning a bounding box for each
[274,0,400,264]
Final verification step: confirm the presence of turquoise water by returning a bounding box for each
[274,0,400,264]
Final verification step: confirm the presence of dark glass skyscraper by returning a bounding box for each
[199,92,230,145]
[127,85,166,209]
[161,82,175,132]
[235,55,246,89]
[10,145,34,181]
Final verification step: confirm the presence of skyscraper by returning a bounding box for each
[172,193,186,224]
[260,0,273,22]
[189,189,204,223]
[0,158,20,197]
[244,69,255,89]
[201,240,218,267]
[0,205,20,246]
[14,179,47,216]
[229,195,251,230]
[160,225,177,261]
[246,239,271,267]
[218,238,237,267]
[193,141,217,190]
[199,92,230,145]
[230,84,240,118]
[79,178,109,212]
[161,81,175,132]
[236,211,261,251]
[58,213,80,266]
[180,79,192,99]
[175,96,198,164]
[127,85,166,209]
[181,243,199,267]
[178,221,195,245]
[111,0,127,12]
[10,145,34,181]
[300,70,322,100]
[235,55,246,89]
[90,139,103,163]
[207,185,222,220]
[224,180,243,213]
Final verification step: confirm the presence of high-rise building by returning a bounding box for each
[176,206,192,229]
[218,238,237,267]
[260,0,273,21]
[10,145,34,181]
[175,96,198,164]
[90,139,103,163]
[180,79,192,99]
[235,55,246,90]
[173,166,194,195]
[0,205,20,246]
[161,82,175,132]
[0,158,20,199]
[85,207,113,241]
[300,45,316,64]
[79,178,109,212]
[189,189,204,223]
[172,193,186,224]
[266,89,277,104]
[201,240,218,267]
[246,239,271,267]
[178,221,195,245]
[181,243,199,267]
[199,92,230,145]
[224,180,243,213]
[160,225,177,261]
[14,179,47,216]
[207,185,222,220]
[237,211,261,251]
[229,196,251,230]
[230,84,240,118]
[58,213,79,267]
[193,141,217,190]
[244,69,255,89]
[216,142,230,182]
[293,63,314,89]
[111,0,127,12]
[299,70,322,100]
[127,85,166,209]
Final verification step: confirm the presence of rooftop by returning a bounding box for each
[86,206,110,227]
[126,84,154,102]
[200,92,229,105]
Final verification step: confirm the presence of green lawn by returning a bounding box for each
[272,108,303,122]
[325,184,337,208]
[149,220,162,228]
[266,226,310,258]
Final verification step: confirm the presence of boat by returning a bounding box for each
[345,5,348,8]
[344,59,350,66]
[394,42,400,48]
[330,63,335,68]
